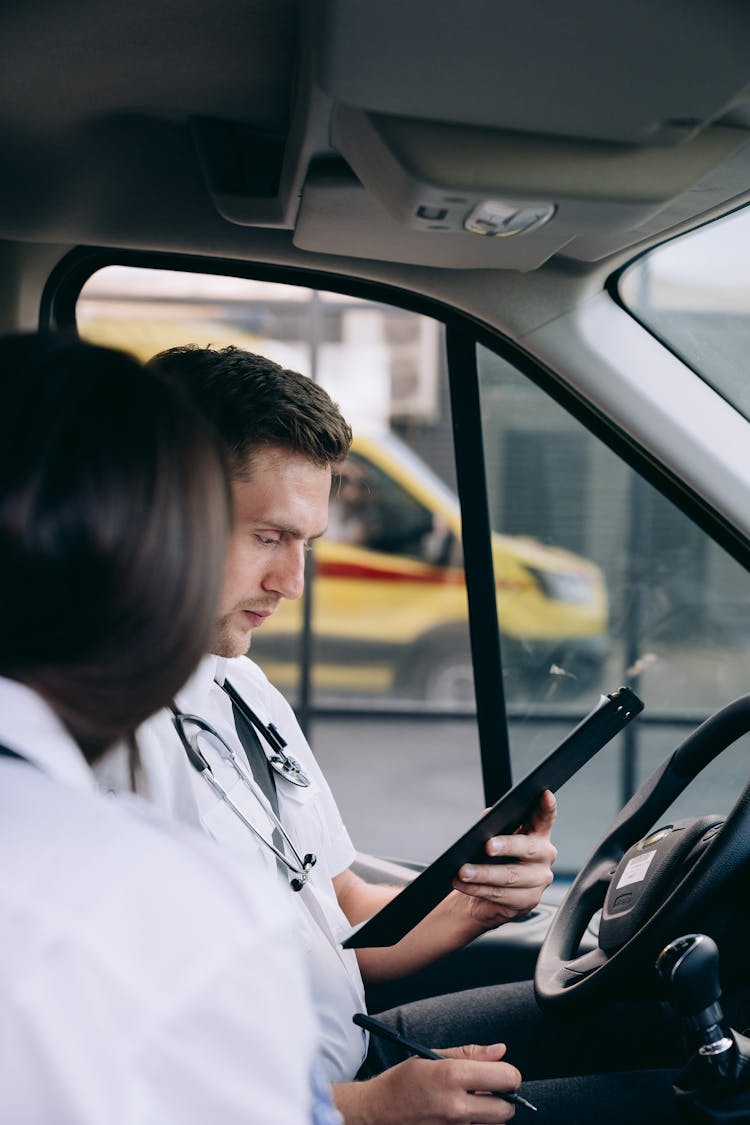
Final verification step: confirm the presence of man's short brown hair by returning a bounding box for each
[150,344,353,478]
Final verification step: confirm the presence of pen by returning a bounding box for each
[353,1012,538,1112]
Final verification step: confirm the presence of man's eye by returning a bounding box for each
[255,534,279,546]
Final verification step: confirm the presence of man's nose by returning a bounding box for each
[263,542,306,601]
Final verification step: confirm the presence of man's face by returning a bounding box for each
[214,444,331,658]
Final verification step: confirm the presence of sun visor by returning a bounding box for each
[316,0,750,148]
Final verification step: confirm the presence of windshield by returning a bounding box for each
[620,205,750,420]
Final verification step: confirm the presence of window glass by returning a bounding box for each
[330,453,449,565]
[77,266,482,863]
[477,344,750,866]
[620,204,750,419]
[77,266,750,874]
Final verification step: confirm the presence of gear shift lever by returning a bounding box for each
[656,934,734,1080]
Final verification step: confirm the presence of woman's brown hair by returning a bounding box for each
[0,333,231,763]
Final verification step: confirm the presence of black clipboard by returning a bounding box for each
[343,686,643,949]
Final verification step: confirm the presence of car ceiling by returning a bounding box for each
[3,0,750,282]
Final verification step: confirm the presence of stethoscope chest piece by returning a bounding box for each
[268,753,310,787]
[222,681,311,788]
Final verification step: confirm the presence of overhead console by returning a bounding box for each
[305,108,747,268]
[192,0,750,271]
[291,0,750,269]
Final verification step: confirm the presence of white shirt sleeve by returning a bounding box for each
[132,936,319,1125]
[5,927,319,1125]
[0,771,322,1125]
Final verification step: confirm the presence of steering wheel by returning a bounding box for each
[535,694,750,1017]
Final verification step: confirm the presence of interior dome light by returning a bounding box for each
[464,199,556,236]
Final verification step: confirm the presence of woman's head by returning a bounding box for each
[0,333,231,761]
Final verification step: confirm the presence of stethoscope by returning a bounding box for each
[169,684,316,891]
[220,678,311,788]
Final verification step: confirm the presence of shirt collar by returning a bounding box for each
[173,653,227,712]
[0,676,97,791]
[213,656,228,687]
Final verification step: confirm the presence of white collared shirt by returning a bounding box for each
[104,654,368,1084]
[0,676,322,1124]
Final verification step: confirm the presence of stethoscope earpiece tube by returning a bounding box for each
[221,680,310,787]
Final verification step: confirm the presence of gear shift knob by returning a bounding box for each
[656,933,723,1015]
[656,934,734,1079]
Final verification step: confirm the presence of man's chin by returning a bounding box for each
[212,620,253,659]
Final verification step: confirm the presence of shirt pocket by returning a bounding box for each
[276,773,330,865]
[199,774,277,876]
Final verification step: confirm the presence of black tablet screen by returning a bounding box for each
[343,686,643,949]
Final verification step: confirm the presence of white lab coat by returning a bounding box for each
[0,676,322,1125]
[103,654,369,1084]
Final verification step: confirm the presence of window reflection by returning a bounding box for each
[330,454,452,565]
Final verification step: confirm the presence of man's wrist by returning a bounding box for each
[449,887,504,939]
[331,1079,378,1125]
[332,1071,393,1125]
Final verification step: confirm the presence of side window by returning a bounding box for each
[328,456,376,549]
[76,266,750,874]
[76,267,484,863]
[477,343,750,866]
[330,454,448,564]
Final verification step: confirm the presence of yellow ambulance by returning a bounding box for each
[254,430,609,704]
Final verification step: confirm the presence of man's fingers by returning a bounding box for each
[452,792,558,924]
[436,1042,508,1062]
[488,838,556,864]
[451,879,548,915]
[460,857,549,884]
[523,788,557,833]
[483,793,558,861]
[452,873,550,900]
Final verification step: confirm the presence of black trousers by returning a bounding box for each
[367,979,686,1077]
[358,978,736,1124]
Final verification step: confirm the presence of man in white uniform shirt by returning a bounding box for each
[135,652,369,1083]
[123,344,564,1123]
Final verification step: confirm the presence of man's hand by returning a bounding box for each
[333,1043,521,1124]
[336,790,557,983]
[451,789,558,929]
